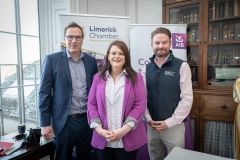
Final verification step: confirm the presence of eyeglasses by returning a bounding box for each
[66,35,83,41]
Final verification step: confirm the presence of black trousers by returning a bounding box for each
[96,147,138,160]
[53,114,93,160]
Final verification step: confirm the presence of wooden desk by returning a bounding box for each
[0,132,55,160]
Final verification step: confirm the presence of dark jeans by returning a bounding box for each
[53,114,93,160]
[96,147,138,160]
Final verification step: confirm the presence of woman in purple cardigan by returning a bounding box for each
[87,40,147,160]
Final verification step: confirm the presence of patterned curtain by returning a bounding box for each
[204,120,234,158]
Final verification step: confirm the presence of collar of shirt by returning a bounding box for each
[66,49,84,61]
[105,69,128,77]
[154,53,170,68]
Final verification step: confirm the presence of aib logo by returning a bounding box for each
[172,33,186,49]
[176,35,183,42]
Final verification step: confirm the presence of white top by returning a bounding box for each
[105,70,126,148]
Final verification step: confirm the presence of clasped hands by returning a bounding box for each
[95,125,131,142]
[148,120,168,132]
[99,128,124,142]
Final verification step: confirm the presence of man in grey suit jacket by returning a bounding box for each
[39,22,98,160]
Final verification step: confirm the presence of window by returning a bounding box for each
[0,0,40,136]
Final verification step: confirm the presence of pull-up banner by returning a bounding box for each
[130,24,187,73]
[59,13,130,70]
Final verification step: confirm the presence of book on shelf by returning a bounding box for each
[183,11,187,23]
[212,50,219,64]
[233,49,236,65]
[209,4,213,20]
[226,50,231,64]
[191,29,196,44]
[229,49,232,65]
[170,14,173,24]
[187,53,192,65]
[235,22,240,40]
[212,1,216,19]
[214,51,219,65]
[229,23,235,40]
[187,53,191,62]
[209,25,212,42]
[192,53,198,65]
[221,50,225,64]
[234,0,238,16]
[231,49,235,65]
[239,48,240,64]
[193,8,198,22]
[212,25,219,42]
[177,12,181,24]
[180,11,184,24]
[208,55,212,64]
[219,22,223,41]
[190,9,194,22]
[176,12,181,24]
[233,48,240,64]
[235,48,240,65]
[186,10,190,23]
[187,30,191,44]
[0,141,14,155]
[215,1,219,19]
[172,12,176,24]
[219,1,224,18]
[187,52,193,65]
[224,1,229,18]
[229,1,234,17]
[223,24,230,41]
[225,49,229,64]
[176,12,179,24]
[188,52,198,65]
[228,49,233,64]
[195,29,199,43]
[224,49,230,64]
[239,0,240,16]
[217,50,223,64]
[208,54,213,64]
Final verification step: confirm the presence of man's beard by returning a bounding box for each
[154,50,169,57]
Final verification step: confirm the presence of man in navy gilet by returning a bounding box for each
[142,27,193,160]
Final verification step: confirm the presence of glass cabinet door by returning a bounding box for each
[169,3,200,86]
[206,0,240,88]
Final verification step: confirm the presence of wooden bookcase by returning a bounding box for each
[162,0,239,157]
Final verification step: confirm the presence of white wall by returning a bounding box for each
[39,0,162,60]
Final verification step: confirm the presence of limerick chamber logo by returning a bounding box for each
[171,33,186,49]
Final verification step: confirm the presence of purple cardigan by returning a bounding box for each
[87,72,147,151]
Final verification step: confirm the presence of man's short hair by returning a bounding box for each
[151,27,171,41]
[64,22,84,37]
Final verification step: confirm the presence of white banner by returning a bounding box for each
[59,13,130,70]
[130,24,187,73]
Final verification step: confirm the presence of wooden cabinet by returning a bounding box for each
[162,0,239,158]
[200,95,236,116]
[189,90,236,157]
